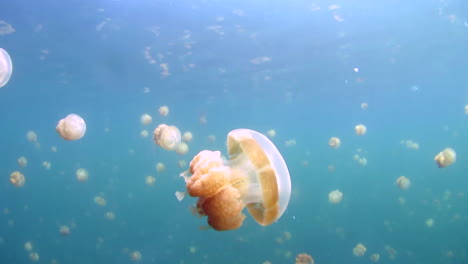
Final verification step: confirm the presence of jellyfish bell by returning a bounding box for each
[355,124,367,135]
[56,114,86,141]
[0,48,13,88]
[153,124,181,150]
[328,137,341,148]
[10,171,25,187]
[396,176,411,189]
[434,148,456,168]
[183,129,291,231]
[328,190,343,204]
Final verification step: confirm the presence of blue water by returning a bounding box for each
[0,0,467,263]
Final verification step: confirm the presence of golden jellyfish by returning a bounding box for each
[24,241,33,251]
[158,105,169,116]
[26,130,38,143]
[182,131,193,142]
[295,253,314,264]
[56,114,86,140]
[155,162,166,173]
[0,48,13,88]
[140,129,149,138]
[153,124,181,150]
[425,218,434,227]
[10,171,25,187]
[355,124,367,135]
[140,113,152,125]
[175,142,189,155]
[17,156,27,167]
[181,129,291,231]
[59,225,70,236]
[130,250,142,261]
[434,148,456,168]
[396,176,411,190]
[328,189,343,204]
[29,252,39,262]
[328,137,341,148]
[94,195,107,207]
[353,243,367,256]
[105,211,116,220]
[370,253,380,262]
[145,175,156,186]
[76,168,89,182]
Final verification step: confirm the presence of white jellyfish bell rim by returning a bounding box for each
[0,48,13,88]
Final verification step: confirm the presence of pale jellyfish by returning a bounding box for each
[353,243,366,256]
[361,102,368,110]
[434,148,456,168]
[140,130,149,138]
[76,168,89,182]
[130,250,142,261]
[42,161,51,170]
[328,137,341,148]
[105,211,116,220]
[26,131,38,143]
[56,114,86,140]
[59,225,70,236]
[140,114,152,125]
[17,156,27,167]
[355,124,367,135]
[425,218,434,227]
[369,253,380,262]
[29,252,39,262]
[158,105,169,116]
[155,162,165,172]
[328,190,343,204]
[177,159,187,168]
[153,124,181,150]
[175,142,189,155]
[94,195,106,207]
[266,129,276,138]
[145,175,156,186]
[0,48,13,88]
[182,131,193,142]
[464,105,468,115]
[10,171,25,187]
[396,176,411,189]
[24,241,33,251]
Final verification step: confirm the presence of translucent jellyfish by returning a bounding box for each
[105,211,115,220]
[425,218,434,227]
[140,114,152,125]
[465,105,468,115]
[0,48,13,88]
[295,253,314,264]
[24,241,33,251]
[56,114,86,141]
[328,137,341,148]
[153,124,181,150]
[155,162,166,172]
[266,129,276,138]
[26,130,38,143]
[59,225,70,236]
[158,105,169,116]
[17,156,27,167]
[328,190,343,204]
[434,148,456,168]
[353,243,367,256]
[182,131,193,142]
[10,171,25,187]
[361,102,368,110]
[355,124,367,135]
[140,130,149,138]
[181,129,291,231]
[76,168,89,182]
[207,134,216,143]
[42,161,51,170]
[285,139,296,147]
[130,250,142,261]
[396,176,411,189]
[369,253,380,262]
[145,175,156,186]
[177,159,187,168]
[29,252,39,262]
[175,142,189,155]
[94,195,107,207]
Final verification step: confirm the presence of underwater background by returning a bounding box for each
[1,0,468,263]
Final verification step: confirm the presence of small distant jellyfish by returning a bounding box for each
[425,218,434,228]
[396,176,411,190]
[358,157,368,166]
[24,241,33,251]
[353,243,367,256]
[26,131,38,143]
[140,114,152,125]
[29,252,39,262]
[175,142,189,155]
[285,139,296,147]
[76,168,89,182]
[434,148,456,168]
[177,159,187,168]
[42,161,51,170]
[369,253,380,262]
[328,137,341,148]
[59,225,70,236]
[10,171,25,187]
[94,195,107,207]
[56,114,86,141]
[295,253,314,264]
[266,129,276,138]
[464,105,468,115]
[17,156,27,167]
[155,162,166,173]
[130,250,142,261]
[153,124,181,150]
[0,48,13,88]
[207,134,216,143]
[328,190,343,204]
[355,124,367,135]
[182,131,193,142]
[145,175,156,186]
[105,211,115,221]
[140,130,149,138]
[158,105,169,116]
[361,102,368,110]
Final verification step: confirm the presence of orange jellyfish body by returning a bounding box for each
[183,129,291,231]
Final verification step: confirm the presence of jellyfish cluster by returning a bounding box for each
[181,129,291,231]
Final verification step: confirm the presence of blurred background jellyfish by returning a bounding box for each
[56,114,86,140]
[140,113,152,125]
[328,190,343,204]
[0,48,13,88]
[59,225,70,236]
[180,129,291,231]
[76,168,89,182]
[153,124,181,150]
[182,131,193,142]
[17,156,27,167]
[328,137,341,148]
[175,142,189,155]
[10,171,25,187]
[434,148,456,168]
[355,124,367,135]
[353,243,367,256]
[295,253,314,264]
[396,176,411,189]
[370,253,380,262]
[158,105,169,116]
